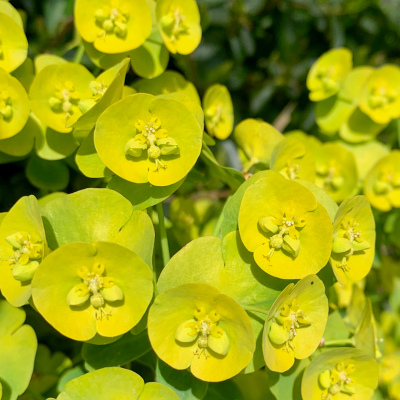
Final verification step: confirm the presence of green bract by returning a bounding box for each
[301,348,378,400]
[364,150,400,212]
[94,93,202,186]
[330,196,375,285]
[307,48,352,101]
[31,241,153,341]
[238,171,332,279]
[0,301,37,400]
[54,367,180,400]
[263,275,328,372]
[30,63,94,133]
[203,84,234,140]
[148,283,255,382]
[0,195,47,307]
[234,119,283,172]
[0,12,28,73]
[0,68,30,140]
[359,65,400,124]
[75,0,152,54]
[156,0,201,55]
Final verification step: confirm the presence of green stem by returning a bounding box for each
[74,42,85,64]
[323,338,355,347]
[213,209,224,237]
[243,305,270,316]
[156,202,170,266]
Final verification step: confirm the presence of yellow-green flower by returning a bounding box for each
[156,0,201,55]
[203,84,234,140]
[75,0,152,54]
[0,67,30,140]
[94,93,202,186]
[359,65,400,124]
[314,142,358,203]
[364,150,400,212]
[263,275,328,372]
[148,283,255,382]
[234,119,283,172]
[0,10,28,73]
[302,348,378,400]
[0,196,47,307]
[307,48,352,101]
[330,196,375,286]
[238,171,332,279]
[30,63,94,133]
[270,137,316,182]
[31,241,153,341]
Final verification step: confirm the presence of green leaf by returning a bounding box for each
[0,301,37,400]
[82,330,151,370]
[156,359,209,400]
[108,175,184,211]
[203,381,244,400]
[323,311,351,342]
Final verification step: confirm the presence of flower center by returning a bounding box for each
[67,262,124,320]
[175,306,230,359]
[95,5,129,39]
[268,298,310,352]
[49,81,81,123]
[78,80,109,114]
[5,231,43,282]
[259,211,306,261]
[316,66,340,92]
[205,103,224,135]
[368,82,397,109]
[125,117,180,172]
[316,163,344,191]
[0,90,13,120]
[373,169,400,204]
[319,362,356,399]
[332,217,371,273]
[161,7,189,43]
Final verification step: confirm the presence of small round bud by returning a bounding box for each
[270,234,283,249]
[90,293,105,308]
[148,145,161,159]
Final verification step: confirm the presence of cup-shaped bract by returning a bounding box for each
[0,68,30,139]
[359,65,400,125]
[156,0,201,55]
[31,241,153,341]
[0,196,47,307]
[263,275,328,372]
[330,196,375,286]
[75,0,152,54]
[270,137,316,182]
[203,84,234,140]
[148,283,255,382]
[54,367,180,400]
[301,348,378,400]
[30,63,94,133]
[66,58,130,130]
[364,150,400,212]
[307,48,352,102]
[314,142,358,203]
[0,12,28,73]
[234,119,283,172]
[94,93,202,186]
[238,171,332,279]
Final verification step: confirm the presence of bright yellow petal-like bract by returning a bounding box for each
[156,0,201,55]
[330,196,375,285]
[148,283,255,382]
[301,348,378,400]
[75,0,152,54]
[307,48,352,102]
[238,171,332,279]
[31,242,153,341]
[263,275,328,372]
[364,150,400,212]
